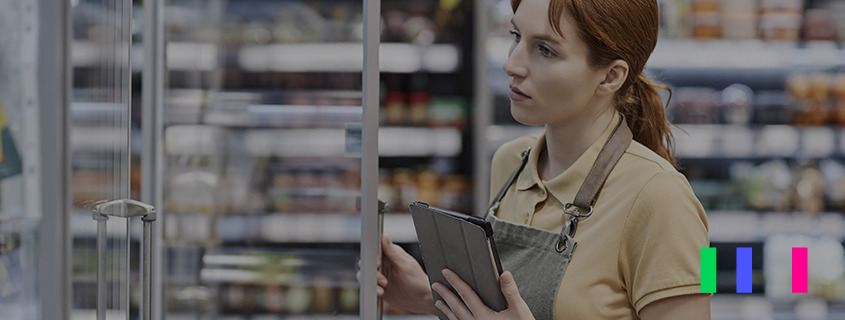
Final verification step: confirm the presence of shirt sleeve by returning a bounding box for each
[618,170,710,315]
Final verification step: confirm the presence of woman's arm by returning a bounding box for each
[639,294,710,320]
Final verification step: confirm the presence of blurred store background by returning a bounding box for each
[2,0,845,319]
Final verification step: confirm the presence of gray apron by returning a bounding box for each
[484,116,632,319]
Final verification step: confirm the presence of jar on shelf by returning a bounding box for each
[803,9,837,42]
[789,72,830,126]
[720,0,757,40]
[392,169,417,213]
[383,92,407,126]
[416,170,441,207]
[760,0,803,42]
[690,0,721,39]
[831,73,845,126]
[671,87,719,124]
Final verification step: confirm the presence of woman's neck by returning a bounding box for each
[538,109,615,181]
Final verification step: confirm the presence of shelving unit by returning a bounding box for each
[72,41,462,73]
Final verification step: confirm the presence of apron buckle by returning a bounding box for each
[556,216,579,253]
[564,202,593,219]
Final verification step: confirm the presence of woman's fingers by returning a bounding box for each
[442,269,486,315]
[377,271,387,287]
[435,300,460,320]
[432,282,475,320]
[499,271,525,310]
[382,235,418,265]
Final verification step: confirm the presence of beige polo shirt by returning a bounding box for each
[489,113,709,319]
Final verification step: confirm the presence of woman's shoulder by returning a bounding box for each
[621,140,680,176]
[615,140,696,197]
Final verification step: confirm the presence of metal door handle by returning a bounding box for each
[92,199,156,320]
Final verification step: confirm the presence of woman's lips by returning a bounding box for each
[509,86,531,101]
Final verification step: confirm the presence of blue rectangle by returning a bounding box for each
[736,247,752,293]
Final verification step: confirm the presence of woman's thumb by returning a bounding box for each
[500,271,524,306]
[381,235,396,256]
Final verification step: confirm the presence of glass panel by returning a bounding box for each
[0,0,37,318]
[162,0,364,318]
[71,0,137,318]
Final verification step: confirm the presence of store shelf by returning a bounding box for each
[238,42,460,73]
[708,211,845,243]
[165,125,462,157]
[72,41,461,73]
[487,37,845,71]
[711,295,845,320]
[485,124,845,159]
[216,213,418,244]
[648,39,845,70]
[673,124,845,159]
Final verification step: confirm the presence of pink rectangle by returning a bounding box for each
[793,247,808,293]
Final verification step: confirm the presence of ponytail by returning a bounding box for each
[616,73,676,167]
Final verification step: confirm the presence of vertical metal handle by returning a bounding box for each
[93,212,109,320]
[377,200,387,320]
[92,199,156,320]
[141,212,156,320]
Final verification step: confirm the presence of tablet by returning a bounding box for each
[409,201,508,316]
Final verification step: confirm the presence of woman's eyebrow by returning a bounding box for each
[509,18,566,44]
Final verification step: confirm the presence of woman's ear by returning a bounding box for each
[597,60,629,96]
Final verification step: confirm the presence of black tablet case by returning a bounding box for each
[409,202,508,317]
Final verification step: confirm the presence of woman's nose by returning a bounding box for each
[503,46,527,78]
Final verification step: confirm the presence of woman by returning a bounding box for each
[377,0,710,318]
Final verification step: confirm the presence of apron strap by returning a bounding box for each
[557,115,632,252]
[485,148,530,218]
[569,114,633,214]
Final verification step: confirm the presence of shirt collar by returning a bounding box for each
[515,112,623,204]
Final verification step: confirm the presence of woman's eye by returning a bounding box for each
[538,45,554,57]
[509,30,521,42]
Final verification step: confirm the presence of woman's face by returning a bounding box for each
[503,0,608,126]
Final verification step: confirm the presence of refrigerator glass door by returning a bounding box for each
[70,0,138,318]
[161,0,365,317]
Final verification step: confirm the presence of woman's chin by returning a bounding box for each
[510,107,544,126]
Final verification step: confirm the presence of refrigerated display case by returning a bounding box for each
[65,0,387,318]
[153,0,473,318]
[154,0,395,318]
[478,0,845,318]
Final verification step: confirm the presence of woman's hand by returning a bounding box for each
[378,235,437,315]
[432,269,534,320]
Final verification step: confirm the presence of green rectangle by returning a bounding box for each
[701,247,716,293]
